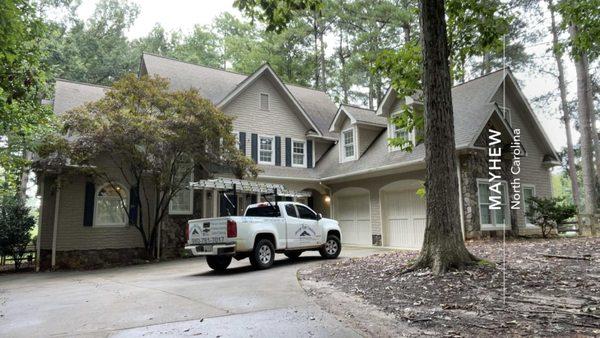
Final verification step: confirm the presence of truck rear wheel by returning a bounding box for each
[249,239,275,269]
[319,235,341,259]
[206,256,232,271]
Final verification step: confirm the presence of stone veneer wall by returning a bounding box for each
[39,248,148,271]
[459,131,519,239]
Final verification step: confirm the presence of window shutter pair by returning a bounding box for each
[250,133,282,166]
[284,138,313,168]
[82,181,137,227]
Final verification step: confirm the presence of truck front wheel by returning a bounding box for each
[319,235,341,259]
[206,256,232,271]
[249,239,275,269]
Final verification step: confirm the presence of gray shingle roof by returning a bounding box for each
[52,79,108,114]
[50,56,513,181]
[341,104,387,127]
[316,70,507,179]
[141,53,338,138]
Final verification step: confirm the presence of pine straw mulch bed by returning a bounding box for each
[299,237,600,337]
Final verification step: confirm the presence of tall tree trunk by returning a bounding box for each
[338,28,349,103]
[319,18,327,91]
[586,69,600,178]
[412,0,477,275]
[312,11,320,89]
[548,0,580,208]
[481,52,491,75]
[570,23,598,231]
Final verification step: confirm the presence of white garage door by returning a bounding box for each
[383,190,426,249]
[335,193,371,245]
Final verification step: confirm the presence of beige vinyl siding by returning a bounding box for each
[358,127,381,157]
[492,87,553,226]
[40,175,144,251]
[223,76,311,166]
[329,170,425,237]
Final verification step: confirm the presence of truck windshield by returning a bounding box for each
[245,205,281,217]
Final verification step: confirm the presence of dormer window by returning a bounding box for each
[260,93,269,110]
[498,106,511,125]
[388,117,415,152]
[341,128,356,161]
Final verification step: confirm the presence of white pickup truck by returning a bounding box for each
[184,201,342,271]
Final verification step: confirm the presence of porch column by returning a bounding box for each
[212,189,218,217]
[35,174,44,272]
[202,190,207,218]
[51,178,61,269]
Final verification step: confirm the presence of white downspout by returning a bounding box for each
[35,174,44,272]
[456,157,465,240]
[51,178,61,269]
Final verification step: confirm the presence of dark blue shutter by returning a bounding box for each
[285,137,292,167]
[129,185,139,226]
[239,132,246,155]
[83,181,95,227]
[251,133,258,162]
[275,136,281,166]
[307,140,314,168]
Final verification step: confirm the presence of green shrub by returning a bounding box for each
[525,196,577,238]
[0,196,36,270]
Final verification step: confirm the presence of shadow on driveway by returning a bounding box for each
[190,256,326,277]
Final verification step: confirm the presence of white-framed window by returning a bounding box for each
[341,128,356,161]
[95,183,128,227]
[522,184,536,226]
[292,139,306,167]
[477,179,510,229]
[498,105,511,125]
[388,122,415,152]
[260,93,269,110]
[259,135,275,165]
[169,163,194,215]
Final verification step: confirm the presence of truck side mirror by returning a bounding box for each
[317,213,323,220]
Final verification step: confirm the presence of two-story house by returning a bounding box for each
[36,53,558,270]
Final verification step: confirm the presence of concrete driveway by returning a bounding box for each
[0,246,388,337]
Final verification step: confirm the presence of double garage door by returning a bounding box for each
[333,185,426,249]
[382,190,426,249]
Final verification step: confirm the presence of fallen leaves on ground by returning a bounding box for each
[299,237,600,337]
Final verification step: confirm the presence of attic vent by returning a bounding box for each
[260,93,269,110]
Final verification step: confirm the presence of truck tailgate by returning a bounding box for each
[187,218,231,245]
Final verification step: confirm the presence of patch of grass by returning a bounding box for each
[477,258,496,267]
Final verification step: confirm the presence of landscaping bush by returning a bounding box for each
[525,196,577,238]
[0,196,36,270]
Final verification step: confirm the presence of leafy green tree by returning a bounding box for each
[0,0,54,198]
[37,74,258,257]
[48,0,140,85]
[0,195,36,270]
[172,24,223,68]
[557,0,600,231]
[131,24,178,57]
[525,196,577,237]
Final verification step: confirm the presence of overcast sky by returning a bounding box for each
[75,0,575,153]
